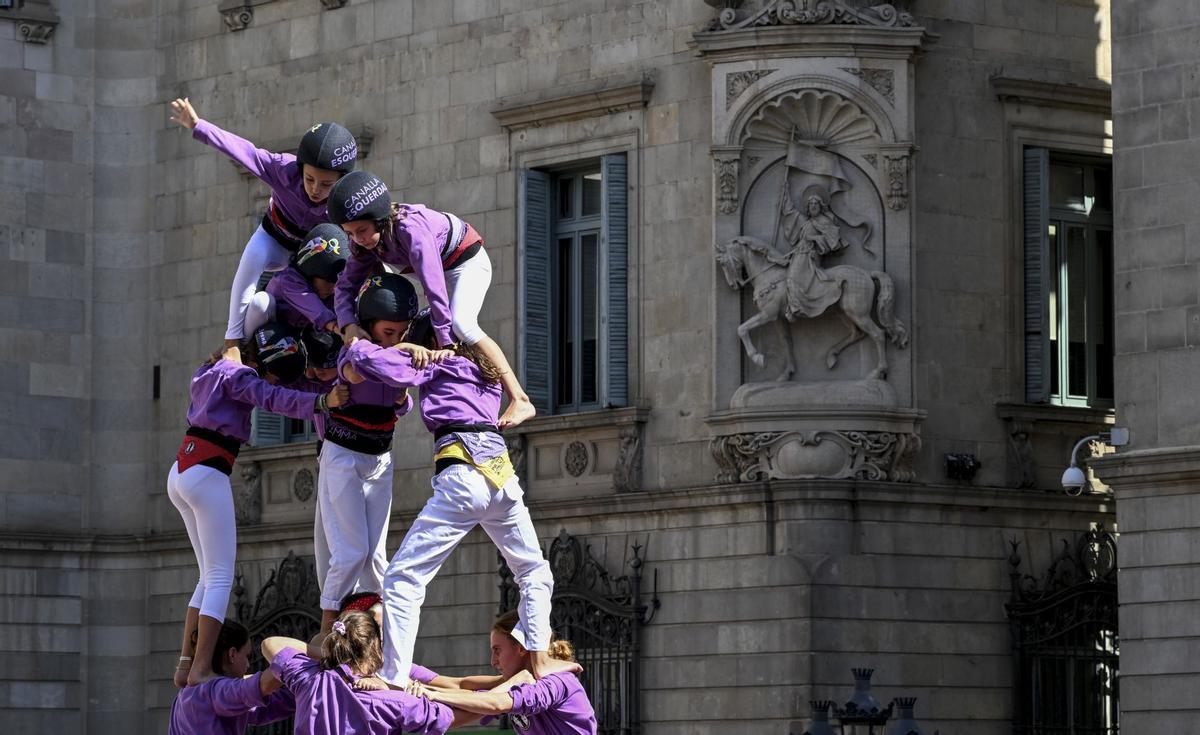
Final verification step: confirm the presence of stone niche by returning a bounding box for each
[696,1,934,483]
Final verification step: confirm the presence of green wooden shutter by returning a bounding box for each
[1024,147,1051,404]
[520,168,553,414]
[601,153,629,408]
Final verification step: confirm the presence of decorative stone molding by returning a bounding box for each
[236,462,264,524]
[507,405,649,496]
[491,74,655,131]
[991,75,1112,115]
[841,67,895,105]
[613,423,644,493]
[319,0,348,9]
[708,406,924,483]
[219,0,274,33]
[726,69,775,109]
[232,123,373,178]
[714,155,740,214]
[882,151,908,210]
[707,0,916,31]
[293,469,314,502]
[995,403,1114,491]
[1,0,59,44]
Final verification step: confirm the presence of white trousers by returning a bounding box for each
[226,225,290,340]
[243,291,276,337]
[444,248,492,346]
[379,465,553,686]
[317,442,394,611]
[167,463,237,622]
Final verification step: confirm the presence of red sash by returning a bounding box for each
[177,435,238,475]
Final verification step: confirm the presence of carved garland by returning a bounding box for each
[711,429,921,483]
[714,157,740,215]
[883,153,908,210]
[710,1,916,32]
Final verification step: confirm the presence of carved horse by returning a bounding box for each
[715,235,908,380]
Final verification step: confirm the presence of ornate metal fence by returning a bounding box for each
[1007,528,1119,735]
[499,529,659,735]
[233,551,322,735]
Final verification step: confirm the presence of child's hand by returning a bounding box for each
[393,343,453,368]
[353,675,390,692]
[325,384,350,408]
[341,362,364,384]
[170,97,199,130]
[342,323,369,345]
[221,345,242,364]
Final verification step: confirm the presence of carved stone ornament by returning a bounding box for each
[715,157,740,215]
[883,152,908,210]
[726,69,775,109]
[711,428,921,483]
[564,441,589,477]
[319,0,348,8]
[17,18,54,43]
[506,433,528,485]
[613,423,644,493]
[3,0,60,44]
[841,67,895,105]
[708,0,916,32]
[236,462,264,525]
[221,5,254,32]
[293,469,314,502]
[1006,420,1037,489]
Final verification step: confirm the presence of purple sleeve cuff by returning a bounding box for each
[409,663,439,684]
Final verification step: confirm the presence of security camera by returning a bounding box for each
[1061,465,1088,496]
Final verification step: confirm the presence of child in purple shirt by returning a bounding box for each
[416,610,597,735]
[246,224,349,338]
[327,169,537,429]
[339,309,579,688]
[170,335,347,687]
[170,619,295,735]
[169,97,357,345]
[262,611,453,735]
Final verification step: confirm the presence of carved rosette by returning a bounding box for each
[564,441,589,477]
[711,429,921,483]
[221,6,253,31]
[293,469,314,502]
[883,153,908,211]
[714,156,741,215]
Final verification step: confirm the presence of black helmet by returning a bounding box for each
[297,122,357,174]
[327,171,391,225]
[402,308,436,349]
[293,224,348,283]
[301,327,341,370]
[356,273,419,325]
[251,322,307,384]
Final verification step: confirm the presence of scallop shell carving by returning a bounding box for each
[741,89,879,148]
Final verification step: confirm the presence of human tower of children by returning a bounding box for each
[164,98,598,735]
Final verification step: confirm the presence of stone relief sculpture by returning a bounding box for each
[698,1,930,483]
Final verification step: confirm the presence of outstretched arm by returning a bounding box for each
[172,98,291,189]
[261,636,309,664]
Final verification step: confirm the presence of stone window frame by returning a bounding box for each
[994,75,1114,417]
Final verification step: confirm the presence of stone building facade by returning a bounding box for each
[0,1,1123,733]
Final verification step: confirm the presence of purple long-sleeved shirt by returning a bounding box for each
[504,672,598,735]
[168,671,296,735]
[192,119,330,236]
[270,647,452,735]
[333,205,454,346]
[340,341,506,464]
[186,359,320,444]
[266,267,337,331]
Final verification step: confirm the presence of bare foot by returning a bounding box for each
[498,397,536,430]
[187,667,219,687]
[529,650,582,680]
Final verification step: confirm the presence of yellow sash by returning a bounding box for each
[434,441,515,491]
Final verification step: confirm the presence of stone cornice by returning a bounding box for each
[491,74,655,131]
[510,404,650,437]
[1090,445,1200,488]
[0,477,1111,555]
[995,402,1115,427]
[991,75,1112,115]
[0,0,59,44]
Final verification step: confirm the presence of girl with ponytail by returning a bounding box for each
[168,620,295,734]
[414,611,598,735]
[261,611,453,735]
